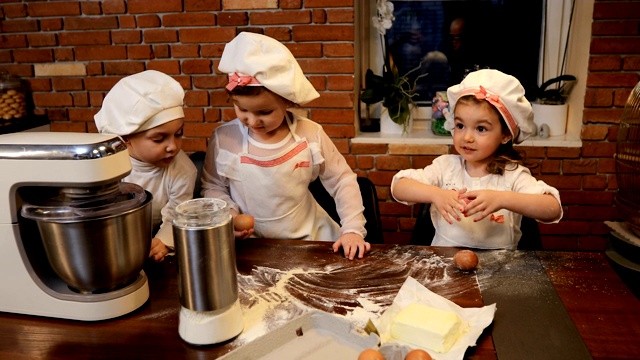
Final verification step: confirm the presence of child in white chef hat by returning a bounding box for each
[94,70,197,262]
[200,32,370,260]
[391,69,562,249]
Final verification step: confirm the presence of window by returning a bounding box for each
[355,0,592,147]
[378,0,543,101]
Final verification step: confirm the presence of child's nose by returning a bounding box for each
[166,138,179,152]
[245,113,259,126]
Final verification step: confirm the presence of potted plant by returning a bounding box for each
[360,0,427,135]
[532,74,576,137]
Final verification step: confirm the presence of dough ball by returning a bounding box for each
[453,249,479,271]
[405,349,433,360]
[358,348,385,360]
[234,214,254,231]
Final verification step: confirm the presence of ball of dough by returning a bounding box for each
[234,214,254,231]
[405,348,432,360]
[358,348,385,360]
[453,249,479,271]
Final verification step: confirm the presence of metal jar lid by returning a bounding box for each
[21,182,147,222]
[0,71,21,90]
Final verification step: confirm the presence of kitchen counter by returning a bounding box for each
[0,240,638,359]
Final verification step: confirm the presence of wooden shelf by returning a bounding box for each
[0,115,50,135]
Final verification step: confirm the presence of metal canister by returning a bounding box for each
[173,198,237,312]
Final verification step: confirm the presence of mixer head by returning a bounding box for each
[0,132,132,224]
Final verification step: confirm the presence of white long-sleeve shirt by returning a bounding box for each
[124,150,197,248]
[201,115,366,240]
[392,155,562,249]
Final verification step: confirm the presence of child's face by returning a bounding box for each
[452,101,511,171]
[232,89,291,142]
[125,118,184,168]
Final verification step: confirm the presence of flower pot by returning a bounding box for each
[532,103,568,136]
[380,106,413,134]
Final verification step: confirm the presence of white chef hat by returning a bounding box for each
[445,69,535,144]
[94,70,185,136]
[218,32,319,105]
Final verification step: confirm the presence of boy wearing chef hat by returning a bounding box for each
[95,70,197,262]
[391,69,562,249]
[200,32,370,260]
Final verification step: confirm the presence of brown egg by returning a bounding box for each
[234,214,254,231]
[405,349,432,360]
[358,348,385,360]
[453,249,479,271]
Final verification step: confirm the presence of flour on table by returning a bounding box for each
[231,246,468,346]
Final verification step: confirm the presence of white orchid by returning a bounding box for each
[363,0,428,133]
[372,0,395,36]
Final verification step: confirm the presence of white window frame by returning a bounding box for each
[353,0,593,148]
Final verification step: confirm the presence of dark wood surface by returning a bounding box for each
[0,240,638,359]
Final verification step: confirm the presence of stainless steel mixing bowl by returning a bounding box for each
[24,190,153,293]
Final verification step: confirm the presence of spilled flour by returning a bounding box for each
[230,246,476,347]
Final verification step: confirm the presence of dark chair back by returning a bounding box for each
[309,177,384,244]
[410,203,542,250]
[189,151,206,198]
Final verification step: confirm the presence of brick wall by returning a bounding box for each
[1,0,639,250]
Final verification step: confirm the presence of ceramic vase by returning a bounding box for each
[532,103,568,136]
[380,106,413,135]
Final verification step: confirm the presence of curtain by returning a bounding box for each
[538,0,575,85]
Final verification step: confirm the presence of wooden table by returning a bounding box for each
[0,240,638,359]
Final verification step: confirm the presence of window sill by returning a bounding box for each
[352,120,582,148]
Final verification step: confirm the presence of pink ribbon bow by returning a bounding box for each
[459,86,519,140]
[226,72,261,91]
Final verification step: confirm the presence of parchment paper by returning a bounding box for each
[375,276,496,360]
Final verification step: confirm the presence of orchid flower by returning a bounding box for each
[362,0,428,134]
[372,0,395,36]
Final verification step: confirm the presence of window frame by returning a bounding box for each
[353,0,593,148]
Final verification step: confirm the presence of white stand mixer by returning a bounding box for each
[0,132,149,321]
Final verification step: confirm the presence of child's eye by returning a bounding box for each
[152,138,164,143]
[477,126,487,133]
[455,123,464,130]
[259,110,274,115]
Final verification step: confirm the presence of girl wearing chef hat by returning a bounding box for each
[200,32,370,260]
[391,69,562,249]
[94,70,197,262]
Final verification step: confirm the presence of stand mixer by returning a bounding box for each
[0,132,150,321]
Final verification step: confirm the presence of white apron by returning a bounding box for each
[431,206,518,249]
[431,173,520,249]
[237,118,340,241]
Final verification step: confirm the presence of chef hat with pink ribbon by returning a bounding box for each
[218,32,319,105]
[94,70,184,136]
[444,69,535,144]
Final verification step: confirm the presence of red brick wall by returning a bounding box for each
[1,0,638,250]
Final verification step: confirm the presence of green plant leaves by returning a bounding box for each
[360,69,386,104]
[361,61,428,129]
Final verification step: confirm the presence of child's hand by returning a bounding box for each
[231,211,254,239]
[234,228,254,240]
[459,189,503,221]
[149,237,170,262]
[332,233,371,260]
[431,188,467,224]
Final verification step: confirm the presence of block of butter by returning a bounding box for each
[390,303,463,353]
